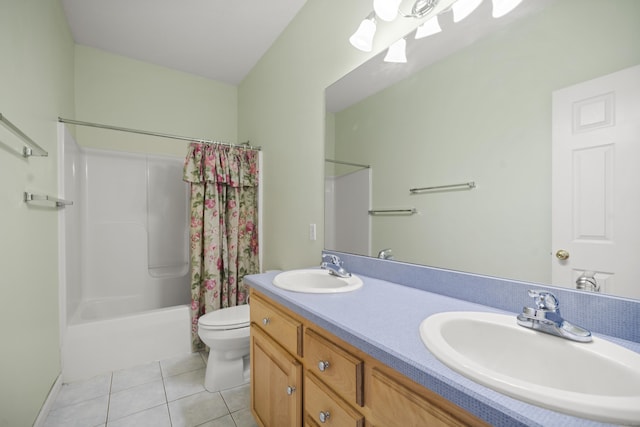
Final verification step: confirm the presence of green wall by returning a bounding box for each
[238,0,419,270]
[74,45,238,156]
[0,3,239,425]
[331,0,640,283]
[0,0,74,425]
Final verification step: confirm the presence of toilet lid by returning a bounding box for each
[198,304,250,329]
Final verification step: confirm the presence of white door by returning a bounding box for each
[552,64,640,299]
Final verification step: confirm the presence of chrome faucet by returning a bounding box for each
[321,254,351,278]
[576,271,600,292]
[516,290,592,343]
[378,248,394,260]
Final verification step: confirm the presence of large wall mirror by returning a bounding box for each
[325,0,640,300]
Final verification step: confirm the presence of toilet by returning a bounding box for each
[197,304,251,392]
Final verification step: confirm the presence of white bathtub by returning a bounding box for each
[62,302,191,382]
[59,126,192,382]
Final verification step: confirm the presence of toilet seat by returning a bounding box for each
[198,305,250,330]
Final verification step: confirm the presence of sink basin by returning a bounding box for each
[420,311,640,424]
[272,269,363,293]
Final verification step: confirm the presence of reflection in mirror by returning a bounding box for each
[324,159,372,257]
[325,0,640,299]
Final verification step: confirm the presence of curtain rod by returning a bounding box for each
[58,117,261,151]
[325,158,370,169]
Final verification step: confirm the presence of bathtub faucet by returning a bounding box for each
[321,254,351,278]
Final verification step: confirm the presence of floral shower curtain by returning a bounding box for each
[183,142,260,351]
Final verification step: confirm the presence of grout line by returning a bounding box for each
[158,360,175,427]
[104,372,113,426]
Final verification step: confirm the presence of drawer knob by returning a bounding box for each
[318,360,330,372]
[319,411,330,423]
[262,317,270,326]
[286,386,296,395]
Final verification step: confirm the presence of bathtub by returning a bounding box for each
[62,301,191,382]
[59,125,192,382]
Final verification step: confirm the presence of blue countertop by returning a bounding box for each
[245,270,640,427]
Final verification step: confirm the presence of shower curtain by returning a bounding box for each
[183,142,259,351]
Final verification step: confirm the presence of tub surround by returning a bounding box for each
[244,253,640,427]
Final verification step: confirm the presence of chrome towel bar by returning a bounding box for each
[24,192,73,207]
[410,181,475,193]
[368,208,417,215]
[0,113,48,157]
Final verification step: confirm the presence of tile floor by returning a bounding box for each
[43,352,258,427]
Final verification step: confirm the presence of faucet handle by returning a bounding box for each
[527,290,559,311]
[322,254,342,266]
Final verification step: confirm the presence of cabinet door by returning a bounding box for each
[251,326,303,427]
[370,368,481,427]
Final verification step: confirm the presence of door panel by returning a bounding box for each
[552,65,640,298]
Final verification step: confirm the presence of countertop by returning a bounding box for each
[245,270,640,427]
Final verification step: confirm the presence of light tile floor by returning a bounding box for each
[43,352,258,427]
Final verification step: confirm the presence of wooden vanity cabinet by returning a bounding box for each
[249,289,489,427]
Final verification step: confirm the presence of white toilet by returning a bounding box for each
[197,304,251,392]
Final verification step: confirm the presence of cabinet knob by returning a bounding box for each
[262,317,270,326]
[319,411,330,423]
[286,386,296,395]
[318,360,330,372]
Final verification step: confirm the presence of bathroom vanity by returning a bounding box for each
[249,288,487,427]
[245,259,640,427]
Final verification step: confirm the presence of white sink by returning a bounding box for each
[420,311,640,424]
[272,269,363,294]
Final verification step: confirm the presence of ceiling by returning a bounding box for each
[61,0,307,86]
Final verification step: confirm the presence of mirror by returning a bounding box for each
[325,0,640,299]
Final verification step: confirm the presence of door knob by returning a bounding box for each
[555,249,570,260]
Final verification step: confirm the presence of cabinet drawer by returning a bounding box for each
[304,328,364,406]
[251,293,302,357]
[305,372,364,427]
[370,368,481,427]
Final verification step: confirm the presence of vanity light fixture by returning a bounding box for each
[401,0,440,19]
[415,15,442,39]
[373,0,402,22]
[451,0,483,22]
[384,38,407,63]
[349,13,377,52]
[491,0,523,18]
[350,0,525,60]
